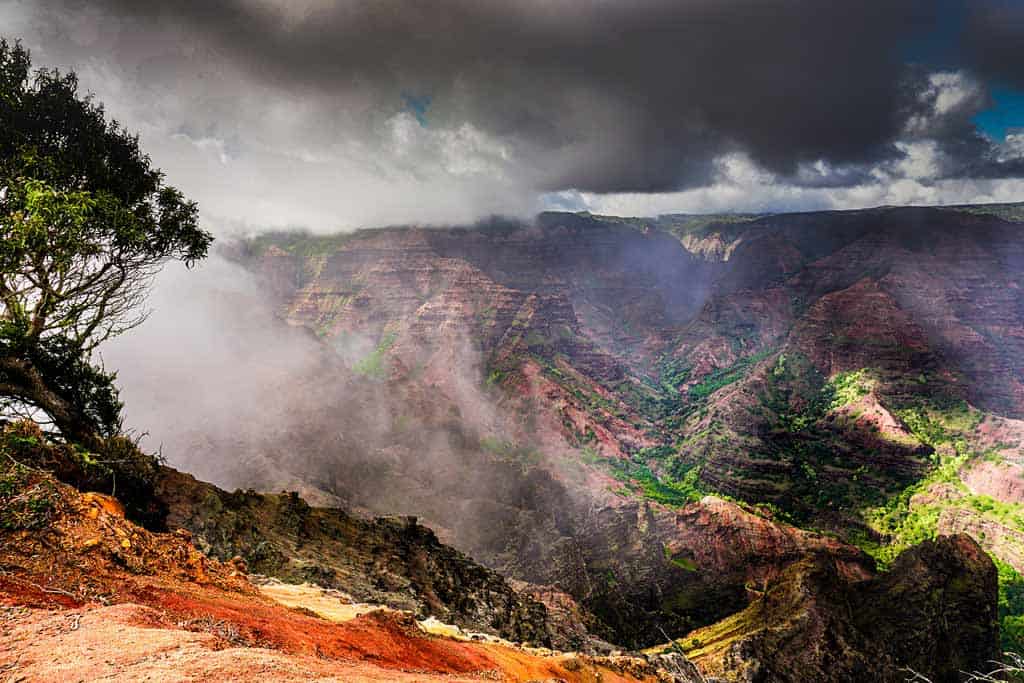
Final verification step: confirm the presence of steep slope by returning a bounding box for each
[651,535,998,683]
[154,467,556,648]
[0,424,671,681]
[189,203,1024,650]
[0,420,1001,681]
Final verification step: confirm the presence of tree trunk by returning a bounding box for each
[0,355,103,450]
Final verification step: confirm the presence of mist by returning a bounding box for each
[101,236,564,536]
[102,255,329,492]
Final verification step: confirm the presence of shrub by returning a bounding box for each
[0,420,164,528]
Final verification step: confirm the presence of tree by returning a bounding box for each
[0,40,213,446]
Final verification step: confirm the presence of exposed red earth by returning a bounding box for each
[0,465,666,682]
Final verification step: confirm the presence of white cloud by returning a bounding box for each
[905,71,985,137]
[1000,132,1024,161]
[551,150,1024,217]
[890,141,941,181]
[930,72,980,115]
[171,132,231,165]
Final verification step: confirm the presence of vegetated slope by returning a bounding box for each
[205,203,1021,658]
[648,534,998,683]
[0,419,1000,682]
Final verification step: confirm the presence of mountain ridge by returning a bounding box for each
[166,200,1024,655]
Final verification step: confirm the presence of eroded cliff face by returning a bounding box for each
[669,534,998,683]
[0,429,675,682]
[154,467,554,647]
[198,204,1024,651]
[3,425,997,682]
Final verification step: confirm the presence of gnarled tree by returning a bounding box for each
[0,40,212,447]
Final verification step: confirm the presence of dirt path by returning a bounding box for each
[0,603,489,682]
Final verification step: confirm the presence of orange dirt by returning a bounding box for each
[0,469,660,682]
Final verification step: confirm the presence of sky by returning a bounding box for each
[2,0,1024,232]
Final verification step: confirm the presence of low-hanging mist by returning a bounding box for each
[102,204,1024,648]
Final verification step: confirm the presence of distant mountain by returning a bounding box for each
[198,202,1023,665]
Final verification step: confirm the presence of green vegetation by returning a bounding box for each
[952,202,1024,223]
[241,231,358,259]
[853,400,983,561]
[528,353,638,425]
[827,369,873,410]
[0,41,212,448]
[839,398,1024,652]
[998,559,1024,653]
[663,544,697,571]
[657,356,691,394]
[353,331,398,378]
[0,458,57,531]
[0,420,164,526]
[521,330,545,348]
[688,348,774,401]
[895,400,981,455]
[610,457,704,507]
[858,460,964,566]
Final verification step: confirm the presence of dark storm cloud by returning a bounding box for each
[964,0,1024,90]
[41,0,938,194]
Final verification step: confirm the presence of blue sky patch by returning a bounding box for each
[402,93,432,127]
[973,86,1024,140]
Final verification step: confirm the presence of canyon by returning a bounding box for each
[5,202,1024,680]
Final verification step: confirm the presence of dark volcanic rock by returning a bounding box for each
[686,534,998,683]
[155,467,553,647]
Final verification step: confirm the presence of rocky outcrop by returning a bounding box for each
[155,467,553,646]
[680,534,999,683]
[493,494,876,650]
[510,581,616,653]
[0,457,665,682]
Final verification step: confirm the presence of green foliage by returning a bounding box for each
[0,40,211,443]
[580,444,601,464]
[663,544,697,571]
[0,460,57,530]
[353,331,397,378]
[610,457,703,507]
[636,444,674,461]
[0,320,123,437]
[0,40,212,344]
[657,356,691,393]
[827,369,873,410]
[849,399,1024,651]
[899,402,981,455]
[858,412,970,565]
[953,202,1024,223]
[523,330,549,348]
[688,349,773,401]
[997,560,1024,654]
[479,436,542,465]
[0,420,164,527]
[239,230,357,259]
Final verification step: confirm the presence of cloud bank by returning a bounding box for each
[3,0,1023,231]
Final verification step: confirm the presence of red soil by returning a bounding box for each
[0,469,659,682]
